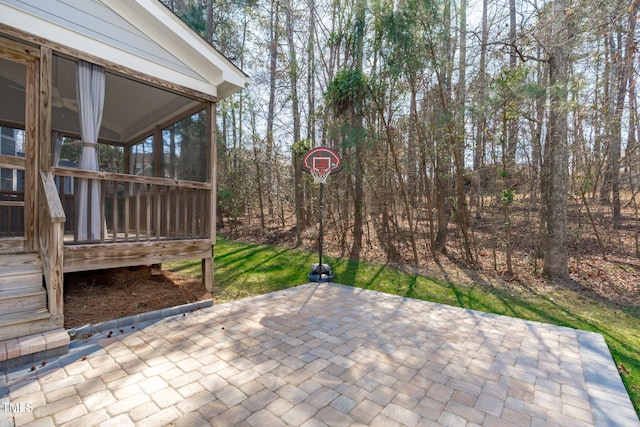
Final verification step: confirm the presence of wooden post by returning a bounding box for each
[24,53,39,252]
[202,257,213,292]
[153,127,163,177]
[201,102,217,292]
[123,145,132,174]
[151,128,162,272]
[38,47,54,297]
[40,171,65,316]
[208,102,217,244]
[39,47,52,173]
[123,146,132,241]
[124,182,131,241]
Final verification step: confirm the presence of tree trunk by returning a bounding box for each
[600,32,616,205]
[250,110,265,229]
[307,0,316,145]
[627,0,638,183]
[531,44,545,205]
[286,0,304,246]
[506,0,518,169]
[350,0,366,258]
[610,0,636,228]
[206,0,214,43]
[455,0,473,264]
[472,0,488,219]
[541,0,571,280]
[629,19,640,257]
[266,0,279,217]
[434,0,453,255]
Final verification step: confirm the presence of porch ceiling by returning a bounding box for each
[0,54,205,145]
[52,55,205,145]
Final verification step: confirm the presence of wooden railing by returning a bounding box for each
[52,167,212,244]
[0,190,24,237]
[39,170,65,316]
[0,154,25,237]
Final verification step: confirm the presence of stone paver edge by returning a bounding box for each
[577,331,640,425]
[67,299,213,338]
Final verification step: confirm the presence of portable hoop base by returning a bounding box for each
[308,263,334,283]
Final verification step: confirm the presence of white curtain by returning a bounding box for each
[75,60,105,241]
[52,132,62,167]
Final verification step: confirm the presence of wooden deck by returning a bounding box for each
[0,169,214,347]
[0,150,216,360]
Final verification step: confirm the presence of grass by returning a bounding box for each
[166,235,640,415]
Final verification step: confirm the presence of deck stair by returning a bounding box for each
[0,253,63,342]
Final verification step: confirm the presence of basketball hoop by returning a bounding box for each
[302,147,342,184]
[301,147,342,282]
[310,166,332,184]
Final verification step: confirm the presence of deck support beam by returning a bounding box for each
[202,256,213,292]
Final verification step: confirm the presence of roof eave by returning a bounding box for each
[0,0,250,100]
[101,0,250,99]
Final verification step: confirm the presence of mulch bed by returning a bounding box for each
[63,266,212,329]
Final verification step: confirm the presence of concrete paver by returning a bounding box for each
[1,282,638,426]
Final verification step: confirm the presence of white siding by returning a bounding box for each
[2,0,204,82]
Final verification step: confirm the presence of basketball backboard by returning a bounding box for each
[302,147,342,184]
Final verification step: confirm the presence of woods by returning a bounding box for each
[164,0,640,282]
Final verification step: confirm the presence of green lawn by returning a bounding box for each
[166,235,640,414]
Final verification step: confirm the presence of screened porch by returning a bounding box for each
[1,52,217,247]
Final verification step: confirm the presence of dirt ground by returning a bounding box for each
[63,266,212,329]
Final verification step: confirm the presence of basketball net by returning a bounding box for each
[310,167,331,184]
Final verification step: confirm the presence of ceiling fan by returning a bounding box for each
[5,82,76,111]
[51,87,77,110]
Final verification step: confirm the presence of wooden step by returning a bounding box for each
[0,310,64,341]
[0,253,59,343]
[0,270,42,291]
[0,252,42,291]
[0,252,41,268]
[0,286,47,316]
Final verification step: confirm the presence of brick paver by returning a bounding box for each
[1,283,638,426]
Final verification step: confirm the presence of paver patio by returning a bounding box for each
[1,282,638,426]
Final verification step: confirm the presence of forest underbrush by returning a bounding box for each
[220,196,640,311]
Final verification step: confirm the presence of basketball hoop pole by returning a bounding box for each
[309,181,332,282]
[318,182,324,277]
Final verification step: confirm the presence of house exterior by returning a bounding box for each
[0,0,249,363]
